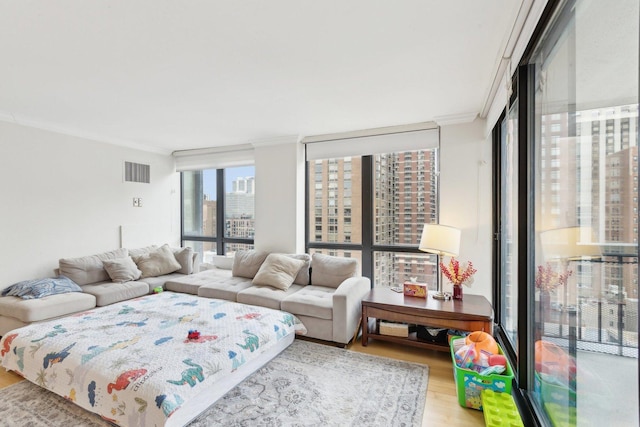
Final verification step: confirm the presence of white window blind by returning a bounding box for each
[173,144,254,171]
[303,125,439,161]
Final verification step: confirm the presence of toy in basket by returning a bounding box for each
[450,334,514,410]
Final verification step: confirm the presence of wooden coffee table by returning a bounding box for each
[361,288,494,352]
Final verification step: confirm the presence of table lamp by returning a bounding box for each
[419,223,461,300]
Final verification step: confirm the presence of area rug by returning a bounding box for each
[0,339,429,427]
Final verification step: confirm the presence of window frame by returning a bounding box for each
[305,150,440,287]
[180,168,255,257]
[492,0,640,425]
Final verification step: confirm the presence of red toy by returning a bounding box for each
[187,330,200,340]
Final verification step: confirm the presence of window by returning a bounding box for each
[307,147,439,287]
[497,97,519,349]
[493,1,639,426]
[181,166,255,264]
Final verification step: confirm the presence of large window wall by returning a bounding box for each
[181,165,255,264]
[307,146,439,288]
[494,0,639,425]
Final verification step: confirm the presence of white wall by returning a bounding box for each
[440,118,493,301]
[0,121,180,290]
[0,118,493,302]
[253,138,306,253]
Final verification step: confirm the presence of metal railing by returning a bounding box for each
[541,298,638,357]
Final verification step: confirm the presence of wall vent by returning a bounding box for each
[124,161,150,183]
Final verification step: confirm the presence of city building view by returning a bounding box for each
[182,169,256,263]
[309,149,439,288]
[535,104,639,356]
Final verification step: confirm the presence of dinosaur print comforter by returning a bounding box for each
[0,291,306,426]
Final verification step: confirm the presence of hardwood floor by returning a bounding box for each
[0,365,22,389]
[0,336,485,426]
[347,336,485,427]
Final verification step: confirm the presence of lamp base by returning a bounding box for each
[432,291,447,300]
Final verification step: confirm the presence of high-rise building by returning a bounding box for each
[225,176,256,254]
[227,177,256,219]
[309,150,438,287]
[539,104,639,344]
[374,151,437,286]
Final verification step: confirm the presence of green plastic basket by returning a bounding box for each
[450,336,515,410]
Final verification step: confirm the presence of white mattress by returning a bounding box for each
[1,292,305,426]
[168,332,294,427]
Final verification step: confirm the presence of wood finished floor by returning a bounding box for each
[0,336,485,427]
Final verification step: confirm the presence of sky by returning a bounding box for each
[203,166,255,200]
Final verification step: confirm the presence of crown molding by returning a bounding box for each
[0,114,172,155]
[433,112,478,127]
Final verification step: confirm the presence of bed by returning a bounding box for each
[0,291,306,426]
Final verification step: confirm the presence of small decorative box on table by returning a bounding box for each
[403,282,427,298]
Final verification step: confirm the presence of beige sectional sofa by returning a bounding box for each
[0,247,371,346]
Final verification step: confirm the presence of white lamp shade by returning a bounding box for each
[540,226,601,260]
[419,224,461,257]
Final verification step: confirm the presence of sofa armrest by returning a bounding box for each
[332,276,371,344]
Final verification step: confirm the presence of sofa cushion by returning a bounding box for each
[59,248,128,285]
[252,254,305,291]
[210,255,234,270]
[1,276,82,300]
[310,253,358,288]
[237,284,303,310]
[281,285,334,320]
[103,256,142,283]
[232,250,269,279]
[81,281,149,306]
[172,269,254,301]
[140,273,189,293]
[287,254,311,285]
[0,292,96,323]
[198,278,254,301]
[132,244,182,278]
[128,245,158,258]
[171,247,195,275]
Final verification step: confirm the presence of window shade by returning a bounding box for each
[304,126,439,161]
[173,144,254,171]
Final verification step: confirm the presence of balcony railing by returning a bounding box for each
[540,298,638,358]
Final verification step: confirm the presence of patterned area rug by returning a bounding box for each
[0,339,428,427]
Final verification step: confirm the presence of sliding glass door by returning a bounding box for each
[495,0,639,425]
[529,1,639,424]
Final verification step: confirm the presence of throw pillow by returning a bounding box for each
[252,253,305,291]
[171,247,195,274]
[1,276,82,299]
[286,253,311,285]
[103,256,142,283]
[232,250,269,279]
[132,244,182,278]
[211,255,235,270]
[128,245,159,258]
[310,253,358,288]
[59,247,129,285]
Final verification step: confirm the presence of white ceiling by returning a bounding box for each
[0,1,523,154]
